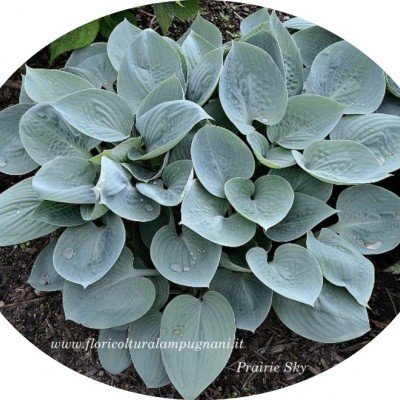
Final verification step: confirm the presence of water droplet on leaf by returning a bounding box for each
[62,247,75,260]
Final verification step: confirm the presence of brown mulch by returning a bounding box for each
[0,1,399,399]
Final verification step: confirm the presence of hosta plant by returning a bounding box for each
[1,7,400,400]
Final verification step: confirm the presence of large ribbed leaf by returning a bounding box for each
[107,19,141,71]
[33,201,85,227]
[267,94,345,149]
[331,185,400,255]
[273,282,370,343]
[136,160,193,206]
[63,247,155,328]
[150,224,221,287]
[183,13,222,48]
[0,104,38,175]
[160,292,235,400]
[293,26,341,67]
[307,229,374,306]
[270,12,304,96]
[24,67,94,102]
[129,310,170,388]
[53,89,134,142]
[187,47,224,106]
[246,131,295,169]
[305,41,385,113]
[246,245,323,305]
[269,166,333,202]
[94,157,160,221]
[181,180,256,247]
[210,269,272,332]
[28,241,64,291]
[32,157,97,204]
[266,192,336,242]
[181,31,215,73]
[224,176,294,230]
[98,328,131,374]
[117,29,185,114]
[240,8,270,35]
[330,114,400,173]
[20,103,99,165]
[292,140,390,184]
[0,178,57,245]
[191,126,255,198]
[134,100,210,160]
[53,212,125,287]
[219,41,287,135]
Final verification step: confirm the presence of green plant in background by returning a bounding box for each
[50,1,200,63]
[1,7,400,400]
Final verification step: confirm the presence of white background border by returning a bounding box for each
[0,0,399,398]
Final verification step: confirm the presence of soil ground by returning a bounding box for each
[0,1,399,399]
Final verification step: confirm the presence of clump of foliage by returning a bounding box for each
[50,1,200,63]
[1,7,400,400]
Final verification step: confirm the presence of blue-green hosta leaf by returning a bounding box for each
[273,282,370,343]
[63,247,156,328]
[140,207,172,248]
[181,180,256,247]
[331,185,400,255]
[266,192,336,242]
[20,103,99,165]
[0,104,38,175]
[134,100,210,160]
[150,275,170,310]
[53,88,134,142]
[32,157,97,204]
[98,328,131,374]
[203,99,236,132]
[270,12,304,96]
[305,41,385,114]
[246,244,323,306]
[94,157,160,222]
[137,75,184,119]
[65,43,117,90]
[19,75,34,104]
[117,29,185,114]
[182,13,222,48]
[107,19,141,71]
[377,92,400,117]
[80,203,108,221]
[53,212,125,287]
[129,310,170,388]
[137,160,193,206]
[293,26,341,67]
[187,47,224,106]
[28,241,64,291]
[210,269,272,332]
[330,114,400,173]
[123,153,169,183]
[247,131,296,169]
[283,17,315,30]
[240,8,270,35]
[224,176,294,230]
[33,201,85,227]
[150,224,221,287]
[181,31,216,73]
[387,75,400,98]
[219,41,287,135]
[191,126,255,198]
[169,130,195,162]
[267,94,345,149]
[307,229,374,306]
[269,166,333,202]
[292,140,390,185]
[90,138,142,165]
[0,178,57,246]
[160,292,235,400]
[24,67,94,102]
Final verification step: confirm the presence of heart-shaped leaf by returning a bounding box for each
[246,244,323,305]
[160,291,235,400]
[181,30,215,73]
[150,224,221,287]
[191,126,255,198]
[224,175,294,230]
[240,8,270,35]
[181,180,256,247]
[53,212,125,287]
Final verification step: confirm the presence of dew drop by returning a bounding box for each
[62,247,75,260]
[173,324,185,335]
[365,241,382,250]
[170,263,183,273]
[0,156,7,167]
[145,204,154,212]
[183,267,190,272]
